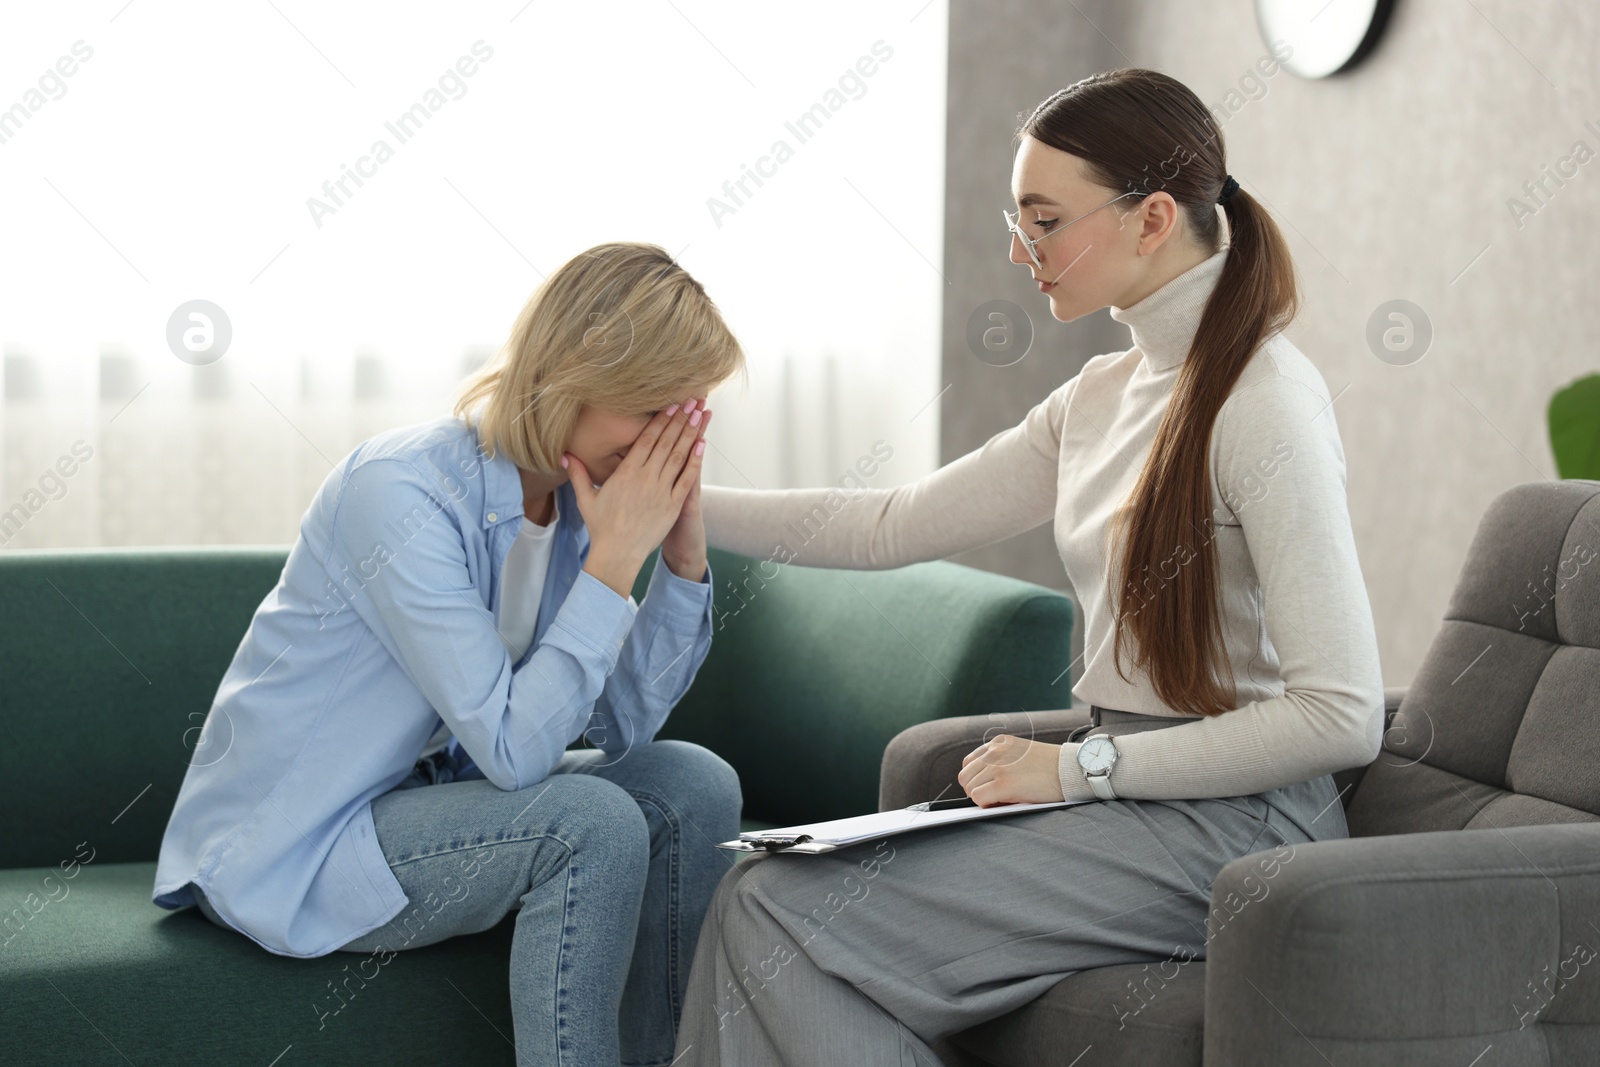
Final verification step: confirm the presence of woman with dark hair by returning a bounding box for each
[673,68,1383,1064]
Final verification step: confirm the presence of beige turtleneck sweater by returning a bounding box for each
[700,247,1385,803]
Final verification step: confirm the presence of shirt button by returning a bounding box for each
[487,512,497,522]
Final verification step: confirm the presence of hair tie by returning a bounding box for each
[1217,174,1240,205]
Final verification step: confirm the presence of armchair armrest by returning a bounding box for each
[1204,822,1600,1066]
[878,707,1090,811]
[882,689,1411,816]
[1327,686,1409,806]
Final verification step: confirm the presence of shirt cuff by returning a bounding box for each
[641,555,714,635]
[1056,741,1098,802]
[555,567,640,661]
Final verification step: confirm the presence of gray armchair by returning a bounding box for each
[881,478,1600,1066]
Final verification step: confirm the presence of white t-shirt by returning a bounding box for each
[420,493,561,759]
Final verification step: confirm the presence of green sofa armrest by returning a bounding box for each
[642,547,1075,826]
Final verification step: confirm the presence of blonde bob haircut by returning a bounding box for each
[453,241,748,474]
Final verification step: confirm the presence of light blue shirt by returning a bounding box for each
[151,414,715,957]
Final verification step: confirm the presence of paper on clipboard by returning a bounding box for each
[718,797,1094,854]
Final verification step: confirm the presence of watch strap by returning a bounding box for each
[1085,771,1117,800]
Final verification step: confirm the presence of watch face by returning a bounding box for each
[1079,736,1116,774]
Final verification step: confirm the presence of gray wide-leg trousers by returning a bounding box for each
[672,712,1347,1066]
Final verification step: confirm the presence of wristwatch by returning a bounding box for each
[1076,734,1120,800]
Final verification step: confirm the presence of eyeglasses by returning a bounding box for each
[1003,191,1147,271]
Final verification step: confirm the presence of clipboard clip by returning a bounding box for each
[906,797,978,812]
[744,833,814,852]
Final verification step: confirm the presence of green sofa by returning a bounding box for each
[0,545,1073,1065]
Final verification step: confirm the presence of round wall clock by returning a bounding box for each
[1255,0,1396,78]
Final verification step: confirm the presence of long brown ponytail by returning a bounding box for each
[1019,68,1300,717]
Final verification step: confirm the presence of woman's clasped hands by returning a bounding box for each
[564,396,712,588]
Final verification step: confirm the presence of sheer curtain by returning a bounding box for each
[0,1,947,550]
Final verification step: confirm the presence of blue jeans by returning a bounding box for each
[194,739,742,1067]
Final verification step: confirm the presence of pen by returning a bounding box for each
[906,797,978,812]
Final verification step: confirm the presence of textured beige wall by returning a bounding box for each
[939,0,1597,689]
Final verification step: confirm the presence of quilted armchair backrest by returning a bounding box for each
[1345,479,1600,837]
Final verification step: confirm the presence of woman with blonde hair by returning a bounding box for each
[674,68,1383,1064]
[152,242,749,1066]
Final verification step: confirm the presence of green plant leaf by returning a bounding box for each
[1548,373,1600,479]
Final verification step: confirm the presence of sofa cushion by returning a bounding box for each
[3,857,531,1067]
[950,960,1205,1067]
[1,803,779,1067]
[1,861,531,1065]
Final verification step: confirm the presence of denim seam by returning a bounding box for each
[380,827,582,1064]
[620,788,684,1034]
[384,827,577,869]
[557,857,577,1065]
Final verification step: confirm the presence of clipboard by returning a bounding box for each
[718,796,1093,854]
